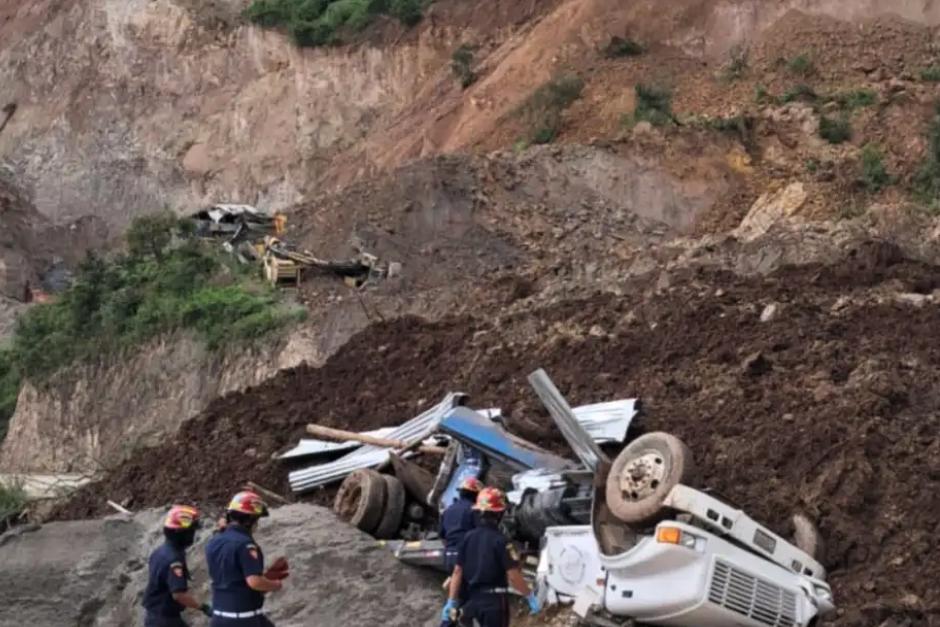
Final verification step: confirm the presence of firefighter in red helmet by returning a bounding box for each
[142,504,213,626]
[205,491,288,626]
[442,487,541,627]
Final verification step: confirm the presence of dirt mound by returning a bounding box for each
[55,244,940,626]
[0,504,441,627]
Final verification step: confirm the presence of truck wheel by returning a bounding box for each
[605,432,695,527]
[792,513,825,562]
[334,469,387,534]
[374,475,406,539]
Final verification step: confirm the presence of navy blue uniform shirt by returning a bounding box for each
[456,519,519,598]
[142,542,190,617]
[440,496,477,554]
[206,525,265,613]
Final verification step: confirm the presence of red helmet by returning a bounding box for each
[459,477,484,493]
[227,491,269,517]
[473,487,507,513]
[164,504,201,530]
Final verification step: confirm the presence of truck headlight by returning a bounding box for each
[656,526,705,552]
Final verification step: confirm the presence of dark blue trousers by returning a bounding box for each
[144,614,188,627]
[458,594,510,627]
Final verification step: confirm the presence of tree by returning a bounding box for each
[126,210,180,260]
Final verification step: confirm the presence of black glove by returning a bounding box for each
[200,603,213,617]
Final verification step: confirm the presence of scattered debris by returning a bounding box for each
[277,428,397,460]
[105,500,132,515]
[760,303,780,322]
[244,481,289,506]
[263,236,398,288]
[287,393,466,493]
[189,204,285,243]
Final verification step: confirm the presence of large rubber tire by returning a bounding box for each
[605,432,695,527]
[333,469,387,534]
[374,475,407,539]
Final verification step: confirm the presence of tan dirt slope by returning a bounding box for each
[2,0,940,228]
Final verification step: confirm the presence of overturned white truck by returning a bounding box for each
[527,370,835,627]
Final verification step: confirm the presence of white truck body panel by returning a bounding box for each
[538,526,605,603]
[596,521,828,627]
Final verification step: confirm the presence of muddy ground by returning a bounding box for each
[54,240,940,626]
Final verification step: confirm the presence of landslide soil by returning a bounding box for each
[56,241,940,626]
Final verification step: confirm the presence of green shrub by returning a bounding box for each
[920,65,940,82]
[831,89,877,110]
[245,0,421,47]
[754,84,770,104]
[389,0,422,26]
[819,115,851,144]
[0,481,26,528]
[859,144,891,192]
[0,349,18,440]
[451,44,477,89]
[780,84,818,104]
[0,212,302,425]
[519,74,584,144]
[787,53,815,77]
[244,0,297,26]
[632,84,674,127]
[605,36,644,58]
[913,106,940,202]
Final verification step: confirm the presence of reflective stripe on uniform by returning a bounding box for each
[212,609,266,619]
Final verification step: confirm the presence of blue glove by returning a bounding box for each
[200,603,213,617]
[526,593,541,615]
[441,599,458,621]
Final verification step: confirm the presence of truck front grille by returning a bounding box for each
[708,559,798,627]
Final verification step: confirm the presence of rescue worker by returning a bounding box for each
[205,491,284,626]
[142,504,212,627]
[441,487,540,627]
[440,476,483,573]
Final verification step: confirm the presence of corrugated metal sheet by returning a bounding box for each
[527,369,610,472]
[480,404,635,443]
[288,393,465,493]
[572,399,638,444]
[277,428,396,460]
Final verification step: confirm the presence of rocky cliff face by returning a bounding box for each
[0,329,321,474]
[4,0,938,231]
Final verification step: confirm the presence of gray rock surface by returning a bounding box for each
[0,504,441,627]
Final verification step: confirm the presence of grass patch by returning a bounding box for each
[920,65,940,82]
[604,36,644,58]
[451,44,477,89]
[780,84,818,104]
[518,74,584,144]
[819,115,852,144]
[0,349,17,440]
[913,105,940,202]
[830,89,877,110]
[754,84,771,105]
[245,0,423,47]
[0,212,304,439]
[859,144,891,192]
[0,481,27,529]
[626,84,674,127]
[787,53,815,77]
